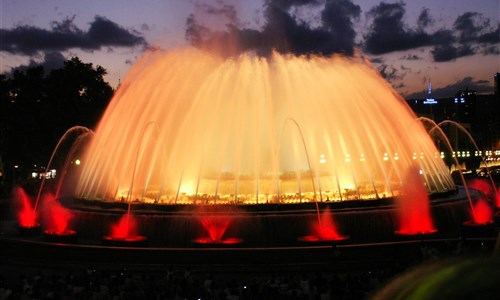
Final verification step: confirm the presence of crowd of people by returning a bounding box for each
[0,265,408,300]
[1,237,496,300]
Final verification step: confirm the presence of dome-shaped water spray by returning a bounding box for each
[75,48,455,205]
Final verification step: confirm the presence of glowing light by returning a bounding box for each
[395,167,436,235]
[200,215,231,242]
[471,198,493,225]
[42,193,73,234]
[75,159,81,165]
[75,48,454,204]
[13,187,38,228]
[301,207,348,242]
[109,214,139,240]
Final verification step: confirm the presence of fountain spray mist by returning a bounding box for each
[75,48,454,205]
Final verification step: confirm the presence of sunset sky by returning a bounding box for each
[1,0,498,98]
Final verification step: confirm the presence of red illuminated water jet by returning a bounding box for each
[464,179,494,225]
[300,207,348,242]
[468,179,499,208]
[41,193,77,240]
[496,189,500,209]
[395,167,437,235]
[102,213,147,245]
[13,186,39,229]
[467,198,493,225]
[462,197,495,238]
[193,214,242,245]
[468,179,493,197]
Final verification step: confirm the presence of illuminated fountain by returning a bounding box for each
[75,48,454,205]
[299,207,348,242]
[13,187,40,235]
[394,167,437,235]
[193,212,243,245]
[13,127,92,243]
[41,193,78,243]
[18,47,469,247]
[426,120,497,233]
[102,213,147,246]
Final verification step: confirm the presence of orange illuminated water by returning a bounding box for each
[75,48,454,204]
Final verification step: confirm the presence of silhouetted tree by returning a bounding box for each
[0,57,113,175]
[45,57,112,132]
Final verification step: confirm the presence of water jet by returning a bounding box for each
[18,48,473,248]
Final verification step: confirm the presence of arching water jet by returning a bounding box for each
[76,49,455,207]
[434,120,498,206]
[35,126,92,210]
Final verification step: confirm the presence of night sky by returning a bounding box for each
[1,0,498,98]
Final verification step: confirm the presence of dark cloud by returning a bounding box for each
[454,12,488,43]
[196,2,238,25]
[0,15,146,56]
[271,0,320,10]
[431,29,455,45]
[407,76,493,99]
[364,2,433,55]
[185,0,360,57]
[483,45,500,55]
[9,52,66,74]
[378,64,403,82]
[401,54,422,60]
[477,24,500,44]
[431,44,474,62]
[321,0,361,52]
[417,8,433,28]
[88,16,145,47]
[430,12,499,62]
[364,3,499,63]
[431,44,456,62]
[370,57,384,64]
[187,1,498,61]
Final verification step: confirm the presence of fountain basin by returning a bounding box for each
[18,224,41,237]
[58,188,475,247]
[461,220,496,238]
[192,237,243,247]
[43,229,78,244]
[102,235,148,247]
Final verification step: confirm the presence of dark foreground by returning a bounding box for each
[1,187,499,299]
[1,233,499,299]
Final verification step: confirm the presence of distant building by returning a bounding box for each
[405,76,500,153]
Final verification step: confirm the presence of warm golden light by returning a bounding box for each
[75,48,455,204]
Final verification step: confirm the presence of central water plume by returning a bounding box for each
[75,48,454,204]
